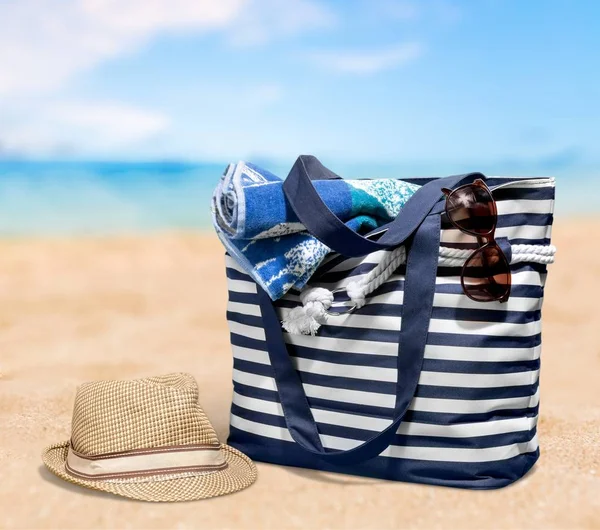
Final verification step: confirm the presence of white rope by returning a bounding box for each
[281,243,556,335]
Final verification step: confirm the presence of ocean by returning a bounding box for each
[0,160,593,236]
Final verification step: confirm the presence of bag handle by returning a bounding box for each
[257,212,442,465]
[282,155,485,257]
[255,160,489,464]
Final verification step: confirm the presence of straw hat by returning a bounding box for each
[42,373,257,502]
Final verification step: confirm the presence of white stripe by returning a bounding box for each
[230,322,540,362]
[326,250,391,273]
[230,290,541,315]
[283,333,397,356]
[489,177,554,189]
[410,389,540,414]
[440,224,551,244]
[229,321,265,341]
[424,344,541,362]
[232,369,540,412]
[427,318,541,337]
[232,392,538,438]
[228,301,542,334]
[280,309,541,337]
[228,301,261,316]
[227,279,257,294]
[232,345,539,387]
[324,433,539,463]
[312,270,544,296]
[229,415,539,463]
[418,370,538,388]
[496,199,555,216]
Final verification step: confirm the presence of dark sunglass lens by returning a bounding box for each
[462,245,511,302]
[446,183,495,235]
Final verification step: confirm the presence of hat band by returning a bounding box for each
[65,443,227,481]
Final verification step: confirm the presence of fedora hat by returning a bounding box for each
[42,373,257,502]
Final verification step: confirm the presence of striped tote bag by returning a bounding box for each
[224,159,555,489]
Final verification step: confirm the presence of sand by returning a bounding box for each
[0,220,598,530]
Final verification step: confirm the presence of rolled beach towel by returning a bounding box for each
[212,161,420,300]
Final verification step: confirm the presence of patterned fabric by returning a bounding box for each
[70,373,219,455]
[42,373,257,502]
[223,177,556,489]
[212,161,420,300]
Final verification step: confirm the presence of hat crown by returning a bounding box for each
[70,373,219,456]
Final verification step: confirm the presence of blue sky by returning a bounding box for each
[1,0,599,179]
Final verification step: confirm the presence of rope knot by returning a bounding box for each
[281,287,333,336]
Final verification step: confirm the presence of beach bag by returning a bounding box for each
[224,158,556,489]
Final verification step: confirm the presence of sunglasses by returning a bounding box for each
[441,179,511,303]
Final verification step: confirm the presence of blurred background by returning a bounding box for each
[0,0,598,235]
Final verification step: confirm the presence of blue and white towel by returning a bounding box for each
[212,161,420,300]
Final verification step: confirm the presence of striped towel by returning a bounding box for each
[212,161,420,300]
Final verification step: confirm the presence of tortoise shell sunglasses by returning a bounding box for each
[442,179,511,303]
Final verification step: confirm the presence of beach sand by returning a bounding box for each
[0,220,598,530]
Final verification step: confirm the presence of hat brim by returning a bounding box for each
[42,441,257,502]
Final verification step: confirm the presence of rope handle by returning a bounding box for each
[281,243,556,336]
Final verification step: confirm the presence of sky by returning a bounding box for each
[0,0,599,179]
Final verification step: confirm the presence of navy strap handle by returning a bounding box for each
[283,155,485,257]
[253,157,488,465]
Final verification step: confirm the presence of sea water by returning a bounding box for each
[0,160,593,236]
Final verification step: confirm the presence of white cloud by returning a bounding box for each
[0,0,333,156]
[227,0,337,47]
[0,0,245,97]
[0,0,335,97]
[310,42,424,75]
[1,100,169,155]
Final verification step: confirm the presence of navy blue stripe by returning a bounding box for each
[422,358,540,375]
[440,213,552,230]
[227,267,545,299]
[226,267,253,282]
[317,261,546,286]
[402,406,539,425]
[233,335,540,374]
[238,338,540,374]
[509,237,552,246]
[493,186,555,201]
[232,380,540,425]
[279,302,542,324]
[230,332,267,352]
[401,177,551,191]
[230,404,537,449]
[311,278,544,299]
[359,306,541,324]
[233,380,281,403]
[228,311,264,328]
[286,343,396,369]
[439,238,551,249]
[313,324,541,348]
[415,382,538,401]
[228,290,259,304]
[229,316,541,349]
[316,262,377,282]
[227,428,539,489]
[232,361,539,401]
[496,212,553,227]
[426,332,541,349]
[432,282,543,298]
